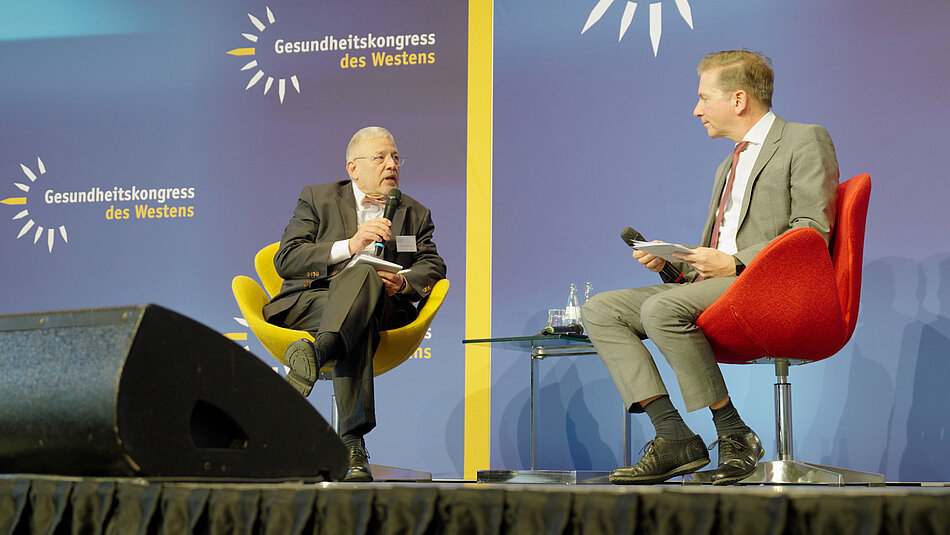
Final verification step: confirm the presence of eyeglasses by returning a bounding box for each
[353,154,404,166]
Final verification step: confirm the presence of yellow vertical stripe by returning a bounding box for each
[465,0,493,480]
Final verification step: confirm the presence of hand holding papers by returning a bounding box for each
[630,241,695,263]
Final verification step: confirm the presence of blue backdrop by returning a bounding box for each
[491,0,950,482]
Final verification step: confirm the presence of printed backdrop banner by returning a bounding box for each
[0,0,468,478]
[490,0,950,482]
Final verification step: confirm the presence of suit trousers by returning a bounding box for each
[581,276,736,414]
[281,264,416,437]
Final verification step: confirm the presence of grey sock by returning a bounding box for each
[643,396,694,440]
[710,399,751,437]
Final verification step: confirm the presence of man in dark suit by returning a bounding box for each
[263,126,446,482]
[582,51,839,485]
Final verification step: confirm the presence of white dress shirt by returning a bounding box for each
[716,111,776,255]
[328,181,383,264]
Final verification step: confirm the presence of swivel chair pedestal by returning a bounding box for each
[687,358,884,485]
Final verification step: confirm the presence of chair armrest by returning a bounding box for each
[373,279,450,377]
[232,275,312,365]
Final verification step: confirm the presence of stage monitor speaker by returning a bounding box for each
[0,304,347,480]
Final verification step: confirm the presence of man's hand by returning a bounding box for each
[348,217,392,255]
[673,247,736,278]
[632,239,672,273]
[376,270,405,297]
[632,248,667,273]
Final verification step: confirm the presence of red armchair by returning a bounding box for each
[692,173,881,485]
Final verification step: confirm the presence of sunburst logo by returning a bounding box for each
[1,157,68,253]
[226,6,301,103]
[581,0,694,57]
[225,315,250,351]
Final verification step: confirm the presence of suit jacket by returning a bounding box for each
[675,115,839,280]
[263,180,446,322]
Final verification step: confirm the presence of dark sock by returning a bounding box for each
[643,396,694,440]
[341,433,364,451]
[710,399,751,437]
[313,332,343,367]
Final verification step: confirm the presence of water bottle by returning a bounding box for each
[564,283,580,325]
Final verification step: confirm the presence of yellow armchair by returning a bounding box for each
[233,242,449,377]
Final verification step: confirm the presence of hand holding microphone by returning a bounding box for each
[620,227,686,284]
[374,188,402,256]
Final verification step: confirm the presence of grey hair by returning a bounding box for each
[346,126,395,161]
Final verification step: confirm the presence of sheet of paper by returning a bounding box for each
[632,241,695,263]
[343,252,403,273]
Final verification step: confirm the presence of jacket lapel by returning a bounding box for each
[701,157,734,246]
[337,181,358,239]
[737,115,786,228]
[384,204,408,262]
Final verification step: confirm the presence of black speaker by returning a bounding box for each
[0,304,347,480]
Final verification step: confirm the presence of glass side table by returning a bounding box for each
[462,334,631,484]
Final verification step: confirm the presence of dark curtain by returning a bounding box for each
[1,476,948,535]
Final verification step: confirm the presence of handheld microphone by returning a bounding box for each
[620,227,686,284]
[542,324,585,335]
[374,188,402,257]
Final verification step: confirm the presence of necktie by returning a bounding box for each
[708,141,750,250]
[361,195,386,207]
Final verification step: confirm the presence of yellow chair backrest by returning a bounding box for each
[255,242,282,298]
[234,243,449,377]
[232,275,314,364]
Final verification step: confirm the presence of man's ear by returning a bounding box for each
[346,160,358,180]
[733,90,749,116]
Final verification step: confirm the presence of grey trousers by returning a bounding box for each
[581,276,736,414]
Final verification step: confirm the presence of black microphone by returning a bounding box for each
[375,188,402,256]
[541,324,585,335]
[620,227,686,284]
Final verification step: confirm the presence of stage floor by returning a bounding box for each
[2,475,949,535]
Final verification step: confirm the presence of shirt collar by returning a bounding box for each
[741,111,776,146]
[350,180,381,209]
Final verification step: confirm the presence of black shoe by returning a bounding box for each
[343,443,373,482]
[284,339,318,397]
[609,435,710,485]
[710,430,765,485]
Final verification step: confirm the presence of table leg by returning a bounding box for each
[530,348,539,471]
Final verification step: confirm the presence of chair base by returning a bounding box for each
[369,463,432,482]
[477,470,611,485]
[683,460,885,486]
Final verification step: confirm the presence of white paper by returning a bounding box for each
[343,252,403,273]
[632,241,695,263]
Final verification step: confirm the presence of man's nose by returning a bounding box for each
[693,102,702,117]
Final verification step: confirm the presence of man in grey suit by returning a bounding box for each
[582,50,838,485]
[263,126,446,482]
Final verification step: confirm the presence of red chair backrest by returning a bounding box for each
[830,174,872,342]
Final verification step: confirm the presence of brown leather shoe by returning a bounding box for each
[710,430,765,485]
[609,435,709,485]
[343,443,373,482]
